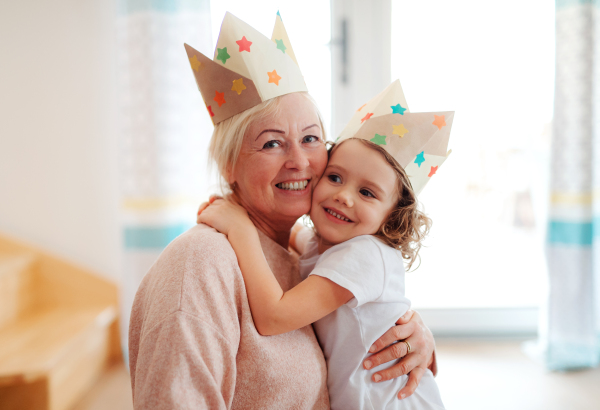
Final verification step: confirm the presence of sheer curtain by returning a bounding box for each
[544,0,600,370]
[116,0,214,361]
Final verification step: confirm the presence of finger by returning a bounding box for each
[367,322,415,355]
[370,353,417,383]
[364,338,411,371]
[397,366,426,400]
[395,309,414,325]
[208,194,222,204]
[197,202,210,215]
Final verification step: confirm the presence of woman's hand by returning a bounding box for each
[362,310,436,400]
[197,198,253,236]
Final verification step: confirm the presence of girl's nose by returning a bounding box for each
[333,189,353,208]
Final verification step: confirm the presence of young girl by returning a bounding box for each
[199,134,447,409]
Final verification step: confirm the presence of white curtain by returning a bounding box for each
[116,0,213,362]
[544,0,600,370]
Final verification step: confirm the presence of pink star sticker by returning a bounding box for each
[428,166,438,177]
[236,36,252,52]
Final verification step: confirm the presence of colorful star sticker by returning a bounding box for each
[392,124,408,138]
[216,47,230,64]
[357,103,367,112]
[277,10,282,19]
[414,151,425,167]
[361,112,374,123]
[391,104,407,115]
[275,39,287,53]
[231,78,246,95]
[370,134,387,145]
[432,115,446,130]
[236,36,252,52]
[189,55,202,72]
[207,105,215,117]
[428,166,438,177]
[214,91,226,107]
[268,69,281,85]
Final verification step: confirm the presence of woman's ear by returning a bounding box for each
[225,164,236,185]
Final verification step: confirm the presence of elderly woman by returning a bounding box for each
[128,13,436,410]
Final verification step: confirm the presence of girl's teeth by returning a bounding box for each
[326,208,349,222]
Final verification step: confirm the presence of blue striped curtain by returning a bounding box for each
[116,0,213,361]
[545,0,600,370]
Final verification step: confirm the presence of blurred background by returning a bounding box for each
[1,0,599,409]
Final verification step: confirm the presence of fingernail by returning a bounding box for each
[400,393,406,399]
[364,360,372,369]
[369,345,377,352]
[373,374,382,382]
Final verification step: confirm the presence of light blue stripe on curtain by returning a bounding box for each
[124,224,190,249]
[547,217,600,245]
[118,0,204,14]
[556,0,600,9]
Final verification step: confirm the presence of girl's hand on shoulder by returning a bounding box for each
[197,198,252,236]
[362,310,436,400]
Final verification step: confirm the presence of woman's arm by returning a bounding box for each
[199,200,353,335]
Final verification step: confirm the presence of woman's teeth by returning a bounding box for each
[326,208,350,222]
[276,180,309,191]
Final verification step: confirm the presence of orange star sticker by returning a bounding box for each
[206,105,215,117]
[189,55,202,72]
[231,78,246,95]
[214,91,226,107]
[236,36,252,52]
[357,103,367,112]
[361,112,374,123]
[432,115,446,130]
[268,69,281,85]
[428,166,438,177]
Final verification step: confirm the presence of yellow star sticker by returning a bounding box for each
[189,55,202,72]
[392,123,409,138]
[231,78,246,95]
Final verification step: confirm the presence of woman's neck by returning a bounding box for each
[248,211,294,249]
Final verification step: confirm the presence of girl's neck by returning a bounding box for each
[316,236,337,255]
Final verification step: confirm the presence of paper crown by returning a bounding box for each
[336,80,454,196]
[184,12,307,125]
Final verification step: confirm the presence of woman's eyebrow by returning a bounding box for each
[255,129,284,140]
[302,124,318,132]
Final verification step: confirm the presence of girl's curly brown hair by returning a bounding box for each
[328,139,432,271]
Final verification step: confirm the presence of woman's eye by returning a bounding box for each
[263,140,281,149]
[327,174,341,183]
[302,135,319,143]
[360,189,375,198]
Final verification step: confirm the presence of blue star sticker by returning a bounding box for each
[414,151,425,167]
[391,104,407,115]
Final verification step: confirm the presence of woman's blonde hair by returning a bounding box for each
[209,92,326,193]
[328,139,432,271]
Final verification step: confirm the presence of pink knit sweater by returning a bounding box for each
[129,224,330,409]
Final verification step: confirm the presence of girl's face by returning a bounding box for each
[310,139,399,248]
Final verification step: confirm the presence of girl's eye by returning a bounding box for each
[360,189,375,198]
[302,135,319,143]
[263,140,281,149]
[327,174,341,183]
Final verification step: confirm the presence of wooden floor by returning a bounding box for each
[73,338,600,410]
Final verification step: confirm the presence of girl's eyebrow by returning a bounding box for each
[255,124,318,141]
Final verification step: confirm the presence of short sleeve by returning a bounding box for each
[308,236,385,308]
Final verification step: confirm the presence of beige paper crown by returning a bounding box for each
[337,80,454,196]
[184,12,307,125]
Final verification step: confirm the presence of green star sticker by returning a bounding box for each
[275,39,287,53]
[216,47,230,64]
[370,134,387,145]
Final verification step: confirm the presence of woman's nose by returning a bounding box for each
[284,142,310,171]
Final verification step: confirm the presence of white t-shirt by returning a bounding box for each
[300,234,445,410]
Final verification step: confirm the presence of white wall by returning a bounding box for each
[0,0,121,281]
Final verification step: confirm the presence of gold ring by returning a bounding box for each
[403,340,411,354]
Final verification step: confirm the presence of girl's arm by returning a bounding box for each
[198,199,353,336]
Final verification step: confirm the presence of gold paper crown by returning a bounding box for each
[184,12,307,125]
[337,80,454,196]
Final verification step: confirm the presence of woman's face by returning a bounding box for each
[231,93,328,227]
